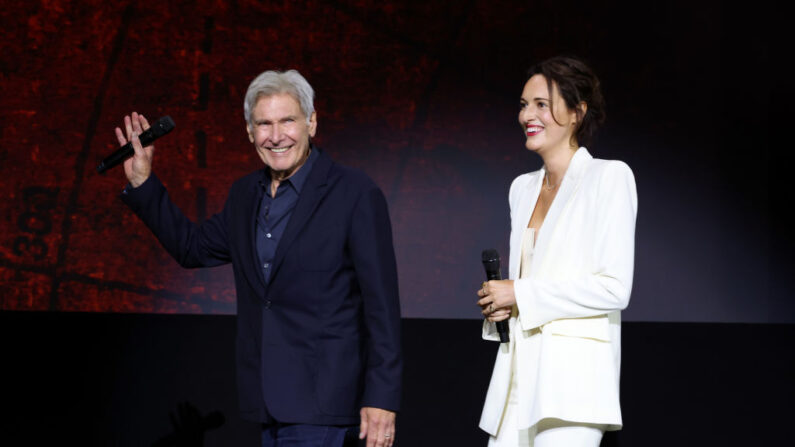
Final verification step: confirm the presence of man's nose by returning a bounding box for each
[270,124,282,143]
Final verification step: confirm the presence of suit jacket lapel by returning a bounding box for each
[244,179,268,291]
[529,147,592,275]
[268,150,332,284]
[510,173,542,280]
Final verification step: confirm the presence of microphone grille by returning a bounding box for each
[481,248,499,264]
[156,115,176,133]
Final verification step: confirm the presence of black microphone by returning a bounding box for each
[482,248,509,343]
[96,115,175,174]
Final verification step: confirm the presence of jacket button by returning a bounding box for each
[265,300,272,309]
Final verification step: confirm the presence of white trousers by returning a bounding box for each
[488,413,604,447]
[487,372,605,447]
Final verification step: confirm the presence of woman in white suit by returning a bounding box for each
[476,56,637,446]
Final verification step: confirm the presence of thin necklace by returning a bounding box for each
[543,170,559,191]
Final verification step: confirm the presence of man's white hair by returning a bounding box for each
[243,69,315,124]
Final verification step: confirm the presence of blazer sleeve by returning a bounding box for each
[348,185,402,412]
[120,174,232,268]
[514,161,638,331]
[482,174,531,342]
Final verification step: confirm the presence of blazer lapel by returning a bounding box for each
[510,173,542,280]
[244,178,268,291]
[529,147,592,275]
[268,150,332,284]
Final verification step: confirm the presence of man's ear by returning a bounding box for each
[308,111,318,138]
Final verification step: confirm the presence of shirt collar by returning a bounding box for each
[261,145,318,194]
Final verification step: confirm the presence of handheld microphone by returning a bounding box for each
[96,115,175,174]
[482,248,509,343]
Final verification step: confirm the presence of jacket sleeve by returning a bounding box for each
[482,174,528,341]
[514,161,638,331]
[120,174,232,268]
[348,185,402,412]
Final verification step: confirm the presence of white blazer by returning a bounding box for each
[479,148,638,435]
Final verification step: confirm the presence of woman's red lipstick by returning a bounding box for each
[526,124,543,136]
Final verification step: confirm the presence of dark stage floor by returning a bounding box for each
[1,312,792,445]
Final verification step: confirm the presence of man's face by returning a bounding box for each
[247,93,317,178]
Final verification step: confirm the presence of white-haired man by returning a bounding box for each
[116,69,401,447]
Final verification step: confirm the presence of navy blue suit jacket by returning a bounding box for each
[121,149,402,425]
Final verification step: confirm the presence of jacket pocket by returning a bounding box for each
[315,338,363,415]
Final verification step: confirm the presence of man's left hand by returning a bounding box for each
[359,407,396,447]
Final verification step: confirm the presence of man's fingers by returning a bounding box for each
[366,421,381,447]
[374,427,387,447]
[124,115,133,140]
[361,407,396,447]
[133,113,154,154]
[368,418,382,447]
[359,408,369,440]
[131,111,143,134]
[140,113,151,131]
[115,127,127,146]
[131,131,146,157]
[371,422,392,447]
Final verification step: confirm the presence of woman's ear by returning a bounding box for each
[575,101,588,125]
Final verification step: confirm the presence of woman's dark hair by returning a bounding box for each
[526,56,605,146]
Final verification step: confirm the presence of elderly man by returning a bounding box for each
[116,70,401,447]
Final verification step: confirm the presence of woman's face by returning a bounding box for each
[518,74,579,154]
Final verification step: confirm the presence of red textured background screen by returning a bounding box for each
[1,0,547,316]
[3,0,782,322]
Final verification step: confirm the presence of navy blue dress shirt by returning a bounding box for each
[256,149,318,284]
